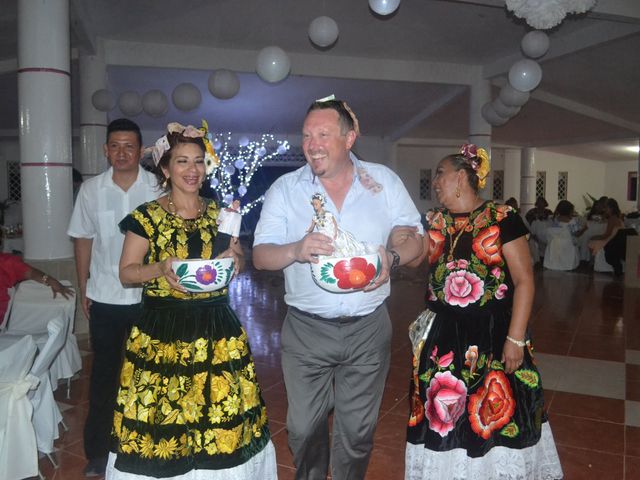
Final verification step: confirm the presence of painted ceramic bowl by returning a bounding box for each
[172,258,235,293]
[310,252,382,293]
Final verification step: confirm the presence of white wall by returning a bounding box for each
[604,159,637,213]
[393,142,610,215]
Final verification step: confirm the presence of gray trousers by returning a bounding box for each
[281,305,392,480]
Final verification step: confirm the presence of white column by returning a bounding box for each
[521,148,536,215]
[79,47,108,178]
[469,77,492,199]
[18,0,73,260]
[504,148,521,203]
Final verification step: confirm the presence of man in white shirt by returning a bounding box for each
[67,119,159,477]
[253,98,423,480]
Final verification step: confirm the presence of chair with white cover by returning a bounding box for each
[594,249,615,272]
[29,316,67,463]
[0,334,40,480]
[543,226,580,271]
[0,286,15,332]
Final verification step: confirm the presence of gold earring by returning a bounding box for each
[455,186,461,198]
[162,178,168,189]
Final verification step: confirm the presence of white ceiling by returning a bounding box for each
[1,0,639,162]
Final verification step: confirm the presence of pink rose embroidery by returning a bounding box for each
[443,270,484,307]
[457,259,469,269]
[446,261,456,270]
[491,267,502,279]
[425,371,467,437]
[430,346,454,368]
[495,283,508,300]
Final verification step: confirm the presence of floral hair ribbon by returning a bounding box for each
[460,143,491,189]
[147,120,220,175]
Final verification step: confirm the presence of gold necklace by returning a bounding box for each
[447,217,470,262]
[167,194,204,232]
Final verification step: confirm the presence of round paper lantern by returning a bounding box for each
[172,83,202,112]
[238,136,250,147]
[91,89,114,112]
[256,46,291,83]
[308,16,339,48]
[210,177,219,188]
[499,83,530,107]
[142,90,168,117]
[508,59,542,92]
[481,103,508,126]
[521,31,550,59]
[118,91,143,117]
[208,70,240,100]
[238,185,248,197]
[223,193,234,205]
[369,0,401,16]
[234,159,246,169]
[224,165,236,175]
[491,98,521,118]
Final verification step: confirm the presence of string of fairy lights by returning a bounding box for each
[208,133,290,215]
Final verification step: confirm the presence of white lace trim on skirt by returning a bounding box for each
[106,440,277,480]
[405,422,563,480]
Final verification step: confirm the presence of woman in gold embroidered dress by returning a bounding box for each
[402,145,563,479]
[105,125,276,479]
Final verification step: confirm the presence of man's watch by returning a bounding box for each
[388,249,401,270]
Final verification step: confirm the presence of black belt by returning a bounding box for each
[289,305,380,324]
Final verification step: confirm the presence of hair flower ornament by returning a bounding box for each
[460,143,491,189]
[147,120,220,176]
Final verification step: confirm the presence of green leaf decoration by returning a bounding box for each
[320,262,335,283]
[176,263,188,278]
[461,369,470,385]
[475,263,488,278]
[515,369,540,389]
[500,421,520,438]
[490,360,505,371]
[477,354,486,369]
[180,281,203,291]
[435,262,447,282]
[419,368,434,384]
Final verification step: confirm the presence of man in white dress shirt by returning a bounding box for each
[67,119,159,477]
[253,98,423,480]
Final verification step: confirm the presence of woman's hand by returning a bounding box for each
[216,247,244,275]
[159,256,187,293]
[502,340,524,374]
[49,278,74,300]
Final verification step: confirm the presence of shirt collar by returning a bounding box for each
[102,165,147,190]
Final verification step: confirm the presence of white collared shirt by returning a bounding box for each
[254,154,423,318]
[67,166,160,305]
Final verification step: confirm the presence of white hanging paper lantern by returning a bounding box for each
[208,70,240,100]
[91,89,114,112]
[118,91,143,116]
[308,16,339,48]
[256,46,291,83]
[142,90,168,117]
[508,59,542,92]
[369,0,401,16]
[238,136,250,147]
[521,31,550,59]
[481,103,509,126]
[172,83,202,112]
[499,84,530,107]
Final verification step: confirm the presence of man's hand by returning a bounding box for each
[363,246,391,292]
[292,232,334,264]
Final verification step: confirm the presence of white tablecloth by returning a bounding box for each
[6,280,81,389]
[578,221,607,261]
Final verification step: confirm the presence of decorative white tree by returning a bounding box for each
[208,133,290,215]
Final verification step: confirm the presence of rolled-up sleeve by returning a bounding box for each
[253,180,288,246]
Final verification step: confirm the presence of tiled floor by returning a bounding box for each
[41,260,639,479]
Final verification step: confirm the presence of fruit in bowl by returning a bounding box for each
[171,257,235,292]
[310,252,382,293]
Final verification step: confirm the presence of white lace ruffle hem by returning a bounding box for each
[105,440,277,480]
[405,422,563,480]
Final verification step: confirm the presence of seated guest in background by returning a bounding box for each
[525,196,553,224]
[587,196,608,222]
[505,196,519,213]
[589,198,637,276]
[0,252,73,325]
[552,200,586,239]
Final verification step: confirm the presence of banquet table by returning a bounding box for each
[5,280,81,392]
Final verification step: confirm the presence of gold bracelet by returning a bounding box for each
[506,335,526,347]
[42,274,50,286]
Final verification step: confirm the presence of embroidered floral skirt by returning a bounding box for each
[109,295,272,478]
[405,306,563,479]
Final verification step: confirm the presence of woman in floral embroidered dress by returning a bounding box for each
[106,125,276,479]
[401,145,563,479]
